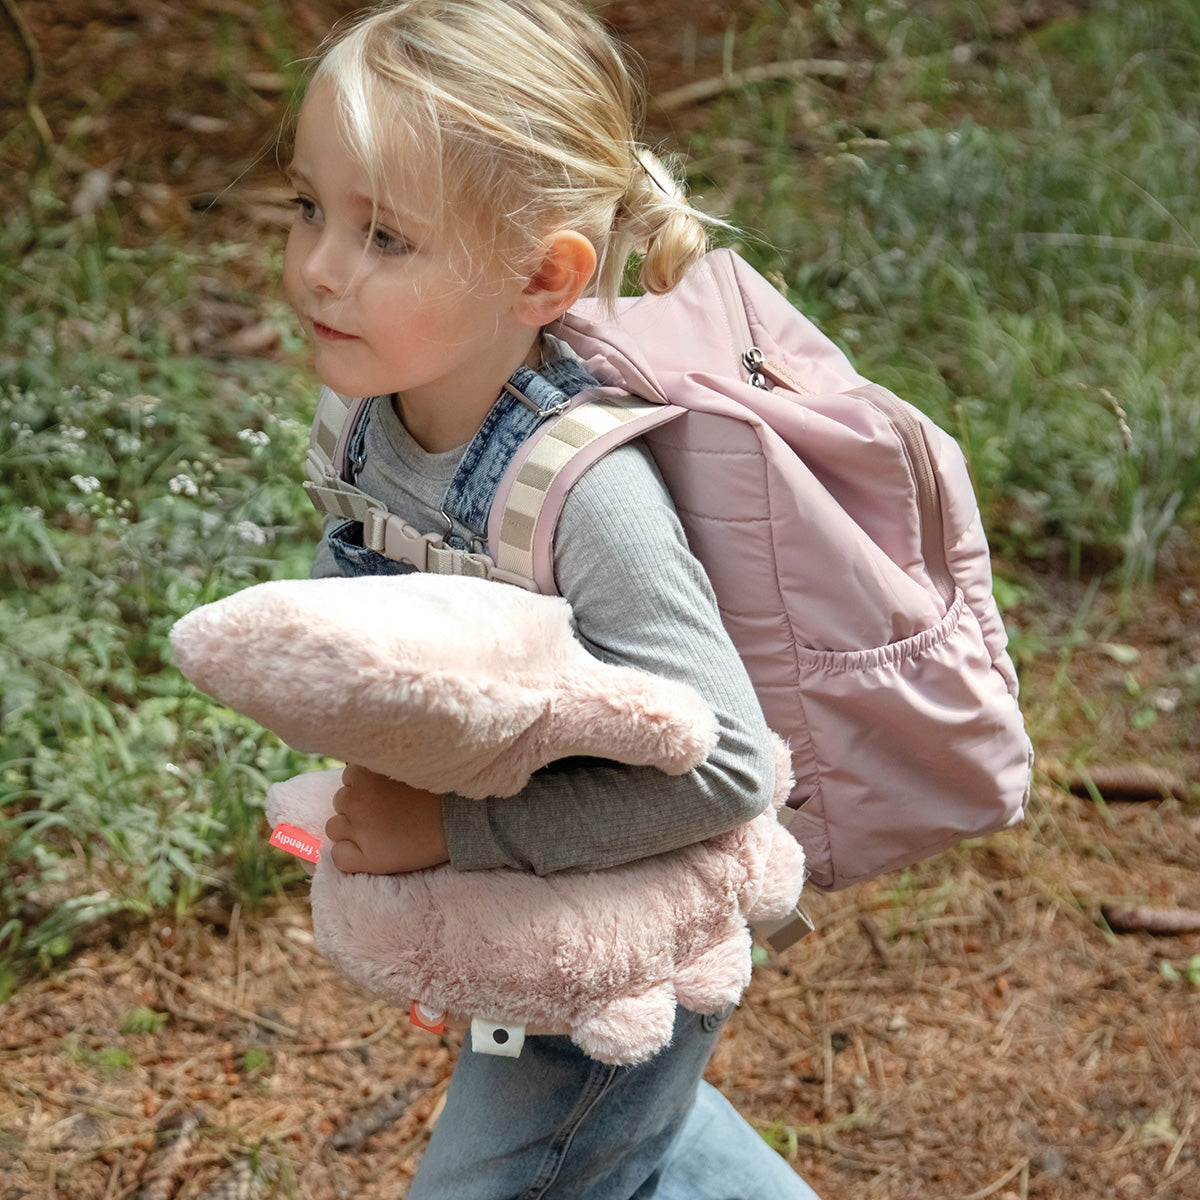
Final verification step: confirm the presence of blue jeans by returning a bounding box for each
[409,1005,821,1200]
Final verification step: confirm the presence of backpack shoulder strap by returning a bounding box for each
[488,391,684,593]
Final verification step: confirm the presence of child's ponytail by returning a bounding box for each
[608,148,712,299]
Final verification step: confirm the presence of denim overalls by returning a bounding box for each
[323,354,601,580]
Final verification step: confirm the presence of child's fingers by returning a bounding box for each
[325,811,354,844]
[328,838,368,874]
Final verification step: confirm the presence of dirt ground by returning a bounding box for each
[2,2,1199,1198]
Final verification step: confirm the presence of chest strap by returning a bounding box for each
[302,385,680,593]
[303,389,526,584]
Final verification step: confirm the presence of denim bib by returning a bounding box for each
[327,355,600,579]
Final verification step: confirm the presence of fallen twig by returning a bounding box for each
[1051,762,1191,803]
[651,42,983,113]
[651,57,857,112]
[961,1156,1030,1200]
[1101,905,1200,935]
[331,1083,429,1152]
[146,961,300,1039]
[857,915,890,968]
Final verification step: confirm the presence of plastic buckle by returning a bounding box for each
[304,449,338,487]
[754,903,815,953]
[361,509,444,568]
[482,561,540,592]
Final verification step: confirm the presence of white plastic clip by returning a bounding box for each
[470,1017,526,1058]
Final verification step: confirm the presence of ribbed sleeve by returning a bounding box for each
[311,394,776,874]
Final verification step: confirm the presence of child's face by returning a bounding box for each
[283,81,535,435]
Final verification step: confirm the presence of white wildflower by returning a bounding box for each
[234,520,270,546]
[168,473,199,497]
[237,428,270,447]
[70,474,102,494]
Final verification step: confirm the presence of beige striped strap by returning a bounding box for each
[488,396,685,594]
[303,388,379,521]
[307,386,356,466]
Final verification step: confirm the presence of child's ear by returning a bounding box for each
[515,230,597,327]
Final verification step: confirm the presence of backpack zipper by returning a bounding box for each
[709,255,957,609]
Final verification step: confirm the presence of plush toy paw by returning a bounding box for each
[265,739,805,1066]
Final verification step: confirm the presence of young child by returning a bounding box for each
[283,2,823,1196]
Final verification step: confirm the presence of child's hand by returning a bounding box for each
[325,764,450,874]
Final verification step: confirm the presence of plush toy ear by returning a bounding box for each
[171,574,718,796]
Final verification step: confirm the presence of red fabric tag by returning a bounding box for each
[410,999,447,1035]
[269,823,321,864]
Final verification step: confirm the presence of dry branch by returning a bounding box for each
[651,57,856,112]
[961,1156,1030,1200]
[1101,905,1200,935]
[857,915,891,968]
[146,961,300,1038]
[651,42,983,113]
[1050,762,1191,803]
[330,1083,429,1152]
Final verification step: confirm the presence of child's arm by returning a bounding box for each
[441,440,777,875]
[311,440,774,879]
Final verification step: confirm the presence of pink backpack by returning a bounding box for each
[304,249,1032,894]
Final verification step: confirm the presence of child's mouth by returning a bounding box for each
[312,320,357,341]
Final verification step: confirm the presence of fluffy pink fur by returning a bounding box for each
[170,574,718,794]
[266,743,804,1065]
[172,574,806,1065]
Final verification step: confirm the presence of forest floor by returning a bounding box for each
[2,2,1198,1197]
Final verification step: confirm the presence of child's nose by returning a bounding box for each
[300,233,351,296]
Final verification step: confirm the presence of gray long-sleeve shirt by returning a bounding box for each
[311,383,776,875]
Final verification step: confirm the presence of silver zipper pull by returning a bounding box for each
[741,346,770,389]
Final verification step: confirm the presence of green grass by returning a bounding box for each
[0,191,322,998]
[1,0,1198,994]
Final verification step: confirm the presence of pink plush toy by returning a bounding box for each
[170,573,806,1065]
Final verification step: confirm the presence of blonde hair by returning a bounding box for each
[306,0,716,305]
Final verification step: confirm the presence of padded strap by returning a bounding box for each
[489,394,685,594]
[302,388,379,522]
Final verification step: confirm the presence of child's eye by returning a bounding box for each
[370,225,412,256]
[288,196,319,222]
